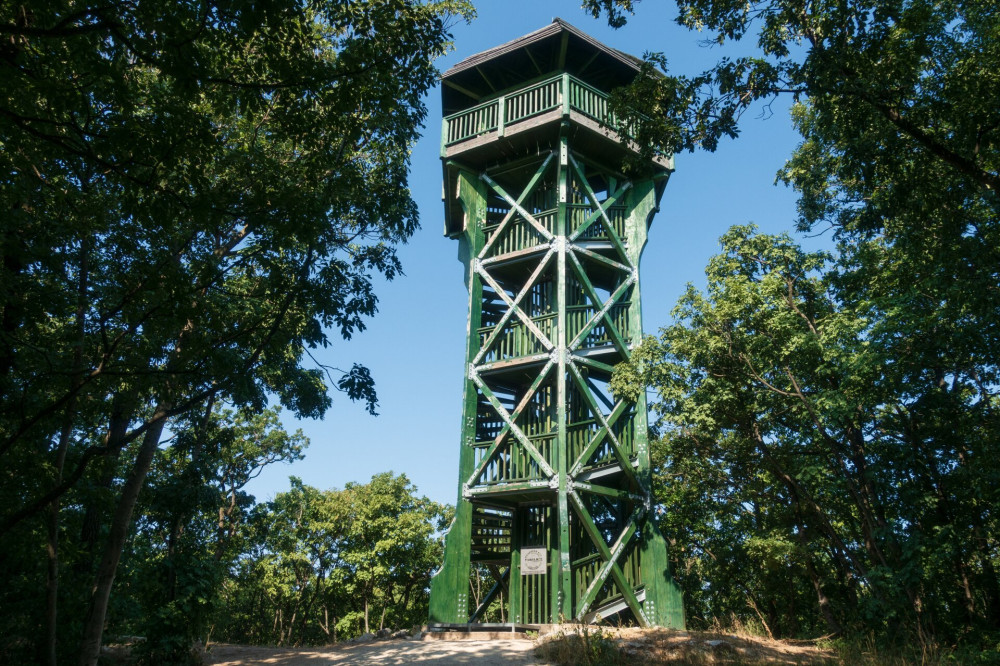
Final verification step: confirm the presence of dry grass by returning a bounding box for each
[535,626,837,665]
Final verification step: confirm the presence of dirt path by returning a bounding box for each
[201,628,835,665]
[204,638,541,666]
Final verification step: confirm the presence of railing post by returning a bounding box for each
[441,117,450,156]
[497,95,506,138]
[561,73,570,117]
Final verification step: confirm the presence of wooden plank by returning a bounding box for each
[466,359,555,488]
[472,372,556,479]
[568,363,640,490]
[474,249,554,365]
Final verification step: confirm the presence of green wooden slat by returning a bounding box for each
[568,362,640,490]
[479,151,556,259]
[567,250,630,357]
[471,371,556,479]
[474,249,555,365]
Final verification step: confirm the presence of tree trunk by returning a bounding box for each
[77,394,135,572]
[77,404,170,666]
[43,418,75,666]
[42,233,89,666]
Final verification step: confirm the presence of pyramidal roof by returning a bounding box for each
[442,18,644,79]
[440,18,651,115]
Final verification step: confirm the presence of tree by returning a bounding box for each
[111,406,307,663]
[215,473,448,645]
[0,1,472,663]
[585,0,999,193]
[589,0,999,648]
[613,225,1000,643]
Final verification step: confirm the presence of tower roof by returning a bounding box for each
[441,18,648,115]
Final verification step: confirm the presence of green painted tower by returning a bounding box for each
[429,19,684,628]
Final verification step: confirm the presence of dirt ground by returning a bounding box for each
[203,638,539,666]
[198,628,836,666]
[579,627,836,664]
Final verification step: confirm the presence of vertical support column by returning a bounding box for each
[429,169,486,624]
[509,513,523,623]
[497,95,506,138]
[553,129,572,622]
[627,179,685,629]
[561,73,570,117]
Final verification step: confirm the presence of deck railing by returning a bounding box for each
[482,210,557,257]
[477,312,557,364]
[566,302,631,348]
[444,73,620,147]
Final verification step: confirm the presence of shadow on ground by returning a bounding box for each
[205,639,540,666]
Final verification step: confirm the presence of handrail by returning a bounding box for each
[444,73,620,147]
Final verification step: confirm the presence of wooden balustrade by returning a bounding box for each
[444,73,625,147]
[568,78,609,121]
[505,78,561,125]
[446,98,499,144]
[477,313,556,363]
[482,211,556,257]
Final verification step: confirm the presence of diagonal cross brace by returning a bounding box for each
[568,272,636,352]
[470,567,510,623]
[477,264,555,352]
[569,399,628,476]
[568,362,640,490]
[567,250,630,358]
[470,370,556,479]
[567,156,632,243]
[474,248,555,366]
[466,359,555,488]
[567,155,631,264]
[569,490,649,625]
[478,152,556,260]
[481,171,555,249]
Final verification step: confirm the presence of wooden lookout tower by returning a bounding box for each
[428,19,685,629]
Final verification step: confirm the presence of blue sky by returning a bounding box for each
[247,1,818,506]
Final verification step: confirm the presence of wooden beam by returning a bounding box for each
[444,78,483,103]
[476,65,497,93]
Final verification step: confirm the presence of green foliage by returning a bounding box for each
[825,632,1000,665]
[592,0,999,651]
[213,472,448,645]
[615,224,1000,643]
[111,405,307,663]
[0,0,472,661]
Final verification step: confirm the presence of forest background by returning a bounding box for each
[1,0,997,664]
